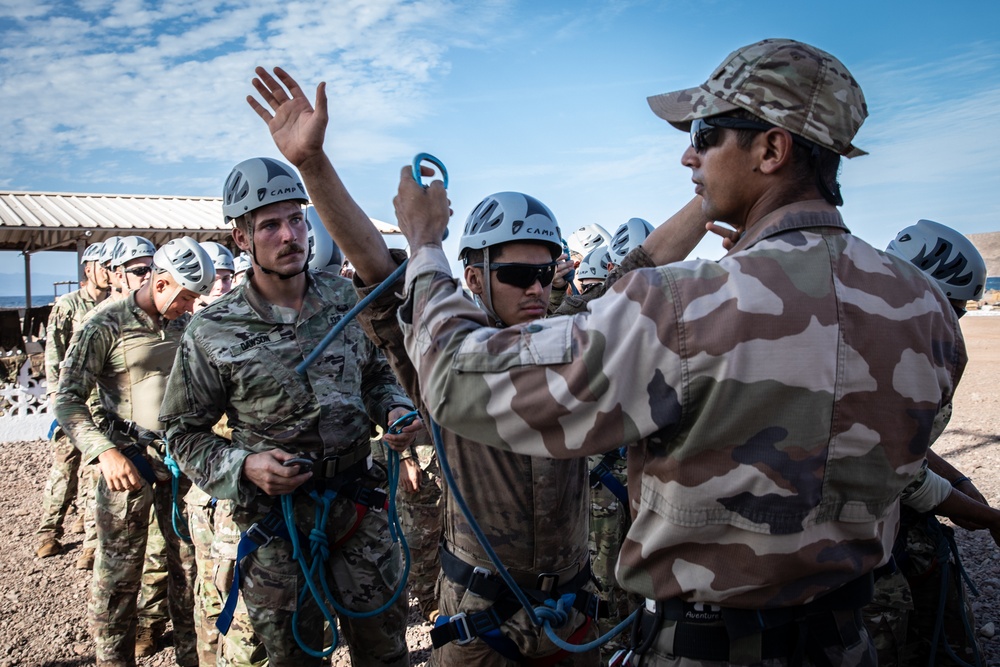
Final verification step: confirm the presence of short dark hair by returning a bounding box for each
[725,109,842,205]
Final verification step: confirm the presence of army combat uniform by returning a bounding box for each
[160,271,412,667]
[355,250,600,667]
[37,287,103,556]
[400,201,967,666]
[54,292,198,667]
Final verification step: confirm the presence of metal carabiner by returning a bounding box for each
[411,153,449,190]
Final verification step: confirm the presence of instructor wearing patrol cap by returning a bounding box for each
[391,39,967,666]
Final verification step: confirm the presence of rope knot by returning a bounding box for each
[535,593,575,629]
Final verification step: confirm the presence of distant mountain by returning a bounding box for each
[969,232,1000,278]
[0,271,78,297]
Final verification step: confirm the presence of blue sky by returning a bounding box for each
[2,0,999,289]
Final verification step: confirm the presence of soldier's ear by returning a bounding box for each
[232,226,251,252]
[465,265,485,296]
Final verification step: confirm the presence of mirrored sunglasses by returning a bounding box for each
[488,261,557,289]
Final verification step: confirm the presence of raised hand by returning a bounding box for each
[247,66,328,167]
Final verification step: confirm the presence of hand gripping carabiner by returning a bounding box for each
[411,153,448,190]
[388,409,420,435]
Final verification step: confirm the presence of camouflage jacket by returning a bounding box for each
[401,200,967,608]
[355,250,590,577]
[55,292,188,464]
[45,287,104,391]
[159,271,413,508]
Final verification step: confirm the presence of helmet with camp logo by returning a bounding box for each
[199,241,235,273]
[152,237,216,295]
[223,157,308,222]
[609,218,655,265]
[110,236,157,269]
[886,219,986,302]
[458,192,562,263]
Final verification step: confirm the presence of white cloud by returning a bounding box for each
[0,0,508,174]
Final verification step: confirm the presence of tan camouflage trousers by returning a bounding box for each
[589,459,640,660]
[238,497,408,667]
[36,430,97,549]
[397,453,443,621]
[431,573,601,666]
[136,504,171,635]
[189,498,222,667]
[89,473,197,667]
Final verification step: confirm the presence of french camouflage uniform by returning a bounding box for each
[371,428,443,622]
[38,287,103,551]
[355,250,600,666]
[400,201,967,666]
[159,271,412,667]
[54,292,198,667]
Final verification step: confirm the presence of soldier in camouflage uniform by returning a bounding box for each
[390,39,970,667]
[862,221,994,667]
[55,237,214,667]
[35,241,109,562]
[160,156,418,667]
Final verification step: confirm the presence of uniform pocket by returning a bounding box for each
[241,551,300,612]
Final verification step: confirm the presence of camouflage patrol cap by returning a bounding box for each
[647,39,868,158]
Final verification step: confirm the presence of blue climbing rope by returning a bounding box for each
[163,443,191,543]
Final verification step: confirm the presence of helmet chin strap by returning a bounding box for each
[477,246,506,328]
[157,283,184,316]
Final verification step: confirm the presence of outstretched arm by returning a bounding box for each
[246,66,397,284]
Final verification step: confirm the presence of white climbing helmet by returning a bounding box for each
[110,236,157,269]
[578,245,611,281]
[886,219,986,302]
[223,157,308,222]
[99,236,123,265]
[458,192,562,263]
[305,207,343,271]
[199,241,236,273]
[567,224,611,257]
[152,237,216,295]
[233,254,252,274]
[80,242,105,265]
[609,218,655,265]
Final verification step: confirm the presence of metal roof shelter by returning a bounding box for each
[0,190,403,306]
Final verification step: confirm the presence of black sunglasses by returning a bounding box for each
[690,117,777,152]
[123,266,153,277]
[488,261,557,289]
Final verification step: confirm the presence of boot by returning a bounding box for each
[75,547,95,570]
[135,626,158,658]
[70,514,85,534]
[35,536,61,558]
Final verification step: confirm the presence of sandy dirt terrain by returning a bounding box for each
[1,315,998,666]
